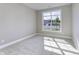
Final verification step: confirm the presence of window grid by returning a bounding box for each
[42,10,61,32]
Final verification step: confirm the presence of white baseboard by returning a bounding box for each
[0,33,37,49]
[37,33,72,39]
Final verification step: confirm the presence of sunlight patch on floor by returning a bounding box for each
[44,46,62,54]
[54,38,68,44]
[44,40,58,48]
[57,42,79,53]
[63,51,79,55]
[43,36,79,55]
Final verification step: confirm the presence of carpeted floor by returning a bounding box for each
[0,35,79,55]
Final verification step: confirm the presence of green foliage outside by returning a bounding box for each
[52,16,60,26]
[52,16,60,30]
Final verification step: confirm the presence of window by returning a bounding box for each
[42,10,62,32]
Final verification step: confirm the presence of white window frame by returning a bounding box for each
[42,9,62,32]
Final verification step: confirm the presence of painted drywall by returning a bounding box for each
[36,5,72,38]
[0,4,36,45]
[72,3,79,49]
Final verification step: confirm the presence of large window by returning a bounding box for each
[42,10,62,32]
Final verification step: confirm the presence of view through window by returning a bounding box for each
[42,10,62,32]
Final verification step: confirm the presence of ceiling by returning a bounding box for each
[24,3,71,10]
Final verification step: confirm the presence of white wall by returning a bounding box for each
[36,5,72,38]
[72,3,79,49]
[0,4,36,45]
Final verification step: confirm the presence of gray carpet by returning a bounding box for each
[0,35,79,55]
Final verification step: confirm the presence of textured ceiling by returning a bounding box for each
[24,3,71,10]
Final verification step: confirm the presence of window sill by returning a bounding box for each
[42,29,62,33]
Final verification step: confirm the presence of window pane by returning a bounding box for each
[42,10,61,32]
[52,11,60,16]
[51,16,60,31]
[43,16,51,20]
[58,16,61,20]
[43,20,51,30]
[43,12,51,16]
[52,16,57,20]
